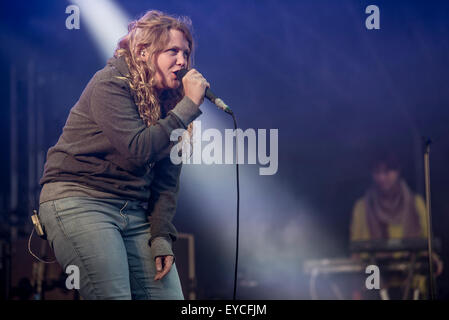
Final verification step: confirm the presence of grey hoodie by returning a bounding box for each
[40,56,201,258]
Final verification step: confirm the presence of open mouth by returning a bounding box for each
[173,70,182,79]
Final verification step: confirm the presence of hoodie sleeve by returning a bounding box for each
[147,155,182,259]
[90,76,201,167]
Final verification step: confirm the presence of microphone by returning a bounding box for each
[176,69,233,115]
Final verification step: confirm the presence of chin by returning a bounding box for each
[157,82,179,91]
[169,80,181,89]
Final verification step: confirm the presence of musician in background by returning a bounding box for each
[350,152,443,299]
[350,153,426,242]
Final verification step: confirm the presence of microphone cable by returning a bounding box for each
[229,111,240,301]
[220,107,239,300]
[176,69,240,299]
[206,92,239,300]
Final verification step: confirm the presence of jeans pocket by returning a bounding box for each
[53,196,87,213]
[38,201,54,229]
[38,201,58,247]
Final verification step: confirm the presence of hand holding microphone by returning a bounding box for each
[177,69,233,115]
[180,69,210,106]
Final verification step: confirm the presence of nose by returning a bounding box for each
[176,52,187,68]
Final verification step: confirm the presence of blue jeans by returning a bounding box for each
[38,197,184,300]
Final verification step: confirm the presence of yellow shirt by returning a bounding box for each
[350,195,428,242]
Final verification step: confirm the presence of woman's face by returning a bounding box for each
[151,29,190,90]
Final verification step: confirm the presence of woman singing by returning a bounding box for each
[38,10,209,299]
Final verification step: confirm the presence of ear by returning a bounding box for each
[136,45,148,63]
[139,50,147,63]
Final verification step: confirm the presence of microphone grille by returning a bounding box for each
[176,69,189,81]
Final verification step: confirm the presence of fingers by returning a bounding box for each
[185,69,208,85]
[159,255,174,279]
[182,69,210,106]
[155,256,162,272]
[154,255,174,281]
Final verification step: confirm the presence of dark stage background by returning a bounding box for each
[1,0,448,299]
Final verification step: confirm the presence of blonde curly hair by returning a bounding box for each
[114,10,194,135]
